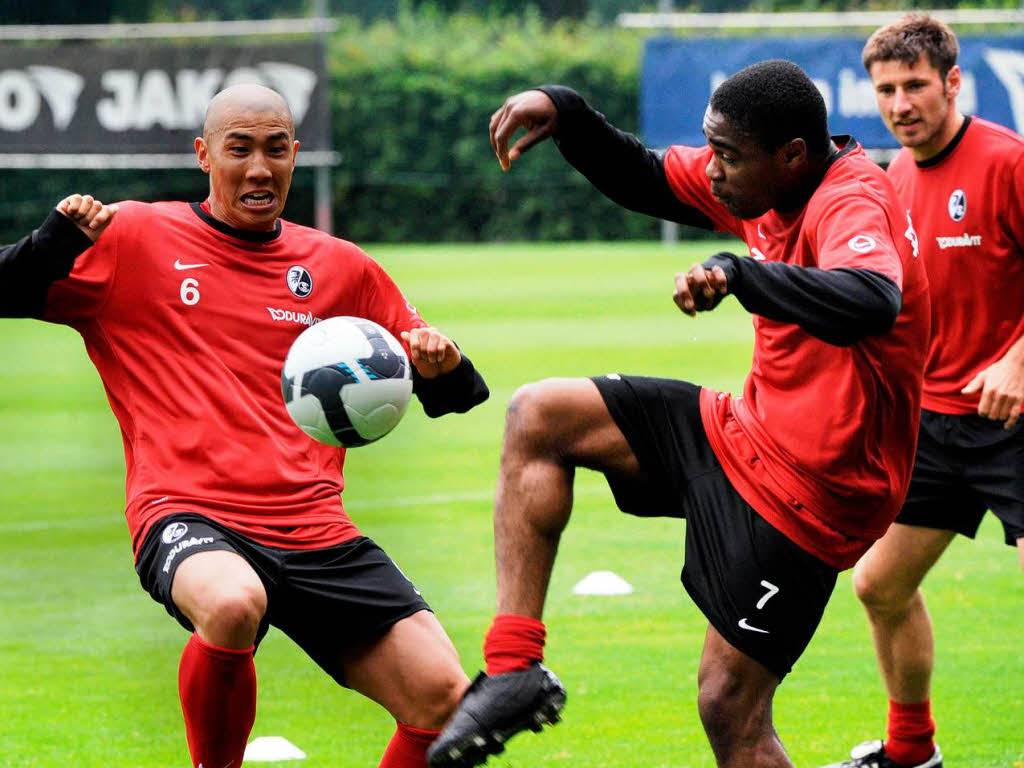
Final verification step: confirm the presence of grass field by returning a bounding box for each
[1,241,1021,768]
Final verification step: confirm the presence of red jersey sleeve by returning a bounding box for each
[662,145,744,238]
[1001,153,1024,256]
[812,194,904,287]
[354,253,428,345]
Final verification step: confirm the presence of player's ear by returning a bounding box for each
[291,139,300,166]
[944,64,962,101]
[780,137,807,169]
[195,137,211,174]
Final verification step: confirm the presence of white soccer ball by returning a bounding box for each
[281,316,413,447]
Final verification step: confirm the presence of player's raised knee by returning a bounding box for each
[504,378,596,448]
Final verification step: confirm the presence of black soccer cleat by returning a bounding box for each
[427,663,567,768]
[820,740,943,768]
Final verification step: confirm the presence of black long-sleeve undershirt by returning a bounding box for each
[0,209,93,318]
[538,85,714,229]
[704,252,901,347]
[412,353,489,417]
[536,85,902,347]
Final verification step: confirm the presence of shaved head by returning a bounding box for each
[203,83,294,141]
[195,82,300,231]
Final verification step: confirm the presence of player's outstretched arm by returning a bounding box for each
[499,85,713,229]
[56,194,119,242]
[0,196,113,319]
[401,327,489,418]
[961,334,1024,429]
[680,251,901,346]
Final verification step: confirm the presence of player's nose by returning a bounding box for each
[705,155,724,181]
[892,88,913,114]
[245,153,273,180]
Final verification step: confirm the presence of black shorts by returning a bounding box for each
[898,410,1024,545]
[135,514,431,685]
[592,374,838,679]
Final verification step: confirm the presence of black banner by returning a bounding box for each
[0,41,328,155]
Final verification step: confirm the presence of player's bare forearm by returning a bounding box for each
[963,332,1024,428]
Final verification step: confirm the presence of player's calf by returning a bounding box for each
[697,668,789,767]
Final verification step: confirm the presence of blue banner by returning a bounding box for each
[641,36,1024,148]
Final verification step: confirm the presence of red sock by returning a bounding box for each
[885,699,936,766]
[178,633,257,768]
[378,722,440,768]
[483,613,546,675]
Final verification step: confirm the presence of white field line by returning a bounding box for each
[0,485,611,533]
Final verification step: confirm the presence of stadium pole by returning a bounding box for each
[313,0,333,235]
[658,0,679,245]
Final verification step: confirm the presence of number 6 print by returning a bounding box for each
[180,278,200,306]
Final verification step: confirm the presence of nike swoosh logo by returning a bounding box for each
[757,224,767,240]
[738,618,770,634]
[174,260,210,270]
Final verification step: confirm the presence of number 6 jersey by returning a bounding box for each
[43,200,441,556]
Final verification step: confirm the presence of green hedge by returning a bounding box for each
[329,10,664,241]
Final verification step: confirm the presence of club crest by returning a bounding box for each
[287,266,313,298]
[948,189,966,222]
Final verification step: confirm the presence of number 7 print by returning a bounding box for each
[756,580,779,611]
[737,580,780,635]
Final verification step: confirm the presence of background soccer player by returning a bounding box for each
[0,84,489,768]
[427,60,929,768]
[822,15,1024,768]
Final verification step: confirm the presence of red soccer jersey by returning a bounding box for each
[887,117,1024,414]
[43,200,428,555]
[663,141,929,569]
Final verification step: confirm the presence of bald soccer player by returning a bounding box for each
[0,84,489,768]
